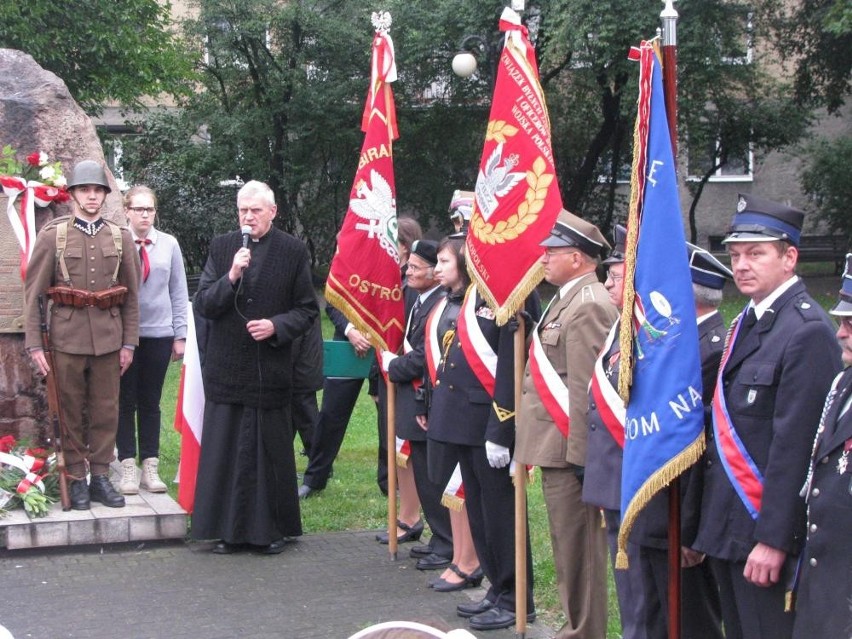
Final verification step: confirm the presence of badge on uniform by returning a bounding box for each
[838,438,851,475]
[544,321,561,330]
[476,306,495,320]
[747,388,758,405]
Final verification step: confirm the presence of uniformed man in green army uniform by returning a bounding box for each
[25,160,140,510]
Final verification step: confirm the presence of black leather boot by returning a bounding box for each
[89,475,125,508]
[69,478,90,510]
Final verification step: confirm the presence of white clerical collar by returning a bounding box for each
[751,275,799,320]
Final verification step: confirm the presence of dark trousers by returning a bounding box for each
[604,509,648,639]
[640,545,723,639]
[117,336,173,461]
[408,439,452,558]
[55,350,120,477]
[375,376,389,495]
[302,377,363,490]
[454,443,534,613]
[291,390,318,453]
[707,556,794,639]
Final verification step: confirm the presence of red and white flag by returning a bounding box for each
[465,7,563,325]
[325,12,405,354]
[174,312,205,513]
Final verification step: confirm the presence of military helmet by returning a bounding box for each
[67,160,111,193]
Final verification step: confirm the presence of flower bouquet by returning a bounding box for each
[0,145,71,280]
[0,435,59,518]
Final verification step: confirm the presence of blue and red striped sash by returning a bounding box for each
[711,309,764,519]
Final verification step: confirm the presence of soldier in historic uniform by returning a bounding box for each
[792,253,852,639]
[25,159,140,510]
[632,243,729,639]
[515,210,617,639]
[692,194,841,639]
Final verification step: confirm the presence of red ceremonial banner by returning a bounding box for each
[465,7,563,325]
[325,13,405,354]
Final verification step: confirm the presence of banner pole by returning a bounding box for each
[661,3,681,639]
[387,379,398,560]
[513,314,527,637]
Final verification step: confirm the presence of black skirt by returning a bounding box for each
[190,401,302,544]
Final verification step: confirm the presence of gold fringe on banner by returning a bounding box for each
[615,432,705,569]
[324,283,398,355]
[467,260,545,327]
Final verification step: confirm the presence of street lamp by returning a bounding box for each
[451,34,497,82]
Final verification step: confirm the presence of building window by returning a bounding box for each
[687,137,753,183]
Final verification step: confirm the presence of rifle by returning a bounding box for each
[38,294,71,511]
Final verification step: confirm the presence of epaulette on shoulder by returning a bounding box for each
[39,215,72,232]
[793,294,822,320]
[580,284,599,303]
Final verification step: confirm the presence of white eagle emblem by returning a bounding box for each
[349,169,400,261]
[475,142,526,221]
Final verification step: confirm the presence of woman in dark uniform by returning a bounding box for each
[419,236,482,592]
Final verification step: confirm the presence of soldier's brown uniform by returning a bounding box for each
[25,216,140,477]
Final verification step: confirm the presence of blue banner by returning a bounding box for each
[618,46,704,563]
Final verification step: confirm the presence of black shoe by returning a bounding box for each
[457,596,495,618]
[257,538,294,555]
[409,544,433,558]
[375,519,424,544]
[89,475,125,508]
[298,484,321,500]
[212,541,241,555]
[431,565,484,592]
[69,479,90,510]
[468,606,536,631]
[416,552,452,571]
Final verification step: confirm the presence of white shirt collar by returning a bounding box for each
[751,275,798,320]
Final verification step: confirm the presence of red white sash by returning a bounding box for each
[589,323,625,448]
[395,435,411,469]
[425,297,447,386]
[456,286,497,396]
[441,463,465,511]
[529,311,571,437]
[711,310,764,519]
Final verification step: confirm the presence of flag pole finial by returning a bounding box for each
[660,1,677,46]
[371,11,392,33]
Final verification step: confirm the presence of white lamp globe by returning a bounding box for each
[451,52,478,78]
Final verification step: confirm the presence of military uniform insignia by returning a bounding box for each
[838,439,852,475]
[544,321,561,330]
[476,306,495,320]
[800,302,811,310]
[711,334,721,343]
[747,388,757,404]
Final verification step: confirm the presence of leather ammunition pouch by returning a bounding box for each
[46,285,128,310]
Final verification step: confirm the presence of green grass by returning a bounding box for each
[155,279,838,638]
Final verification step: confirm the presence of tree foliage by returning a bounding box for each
[801,135,852,247]
[0,0,195,114]
[119,0,819,269]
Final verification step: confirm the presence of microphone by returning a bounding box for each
[241,225,252,249]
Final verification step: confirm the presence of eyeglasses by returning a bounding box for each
[840,317,852,331]
[127,207,155,215]
[606,271,624,282]
[407,263,433,273]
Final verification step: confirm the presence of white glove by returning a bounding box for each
[485,441,511,469]
[380,350,398,372]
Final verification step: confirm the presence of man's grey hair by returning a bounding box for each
[238,180,275,207]
[693,283,723,308]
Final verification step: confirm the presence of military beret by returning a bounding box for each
[410,239,438,266]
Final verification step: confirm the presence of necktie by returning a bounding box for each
[409,297,422,336]
[136,238,151,282]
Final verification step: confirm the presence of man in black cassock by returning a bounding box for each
[191,180,318,554]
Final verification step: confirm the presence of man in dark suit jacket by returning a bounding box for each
[633,243,730,639]
[793,254,852,639]
[692,194,841,639]
[382,240,452,568]
[298,303,372,498]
